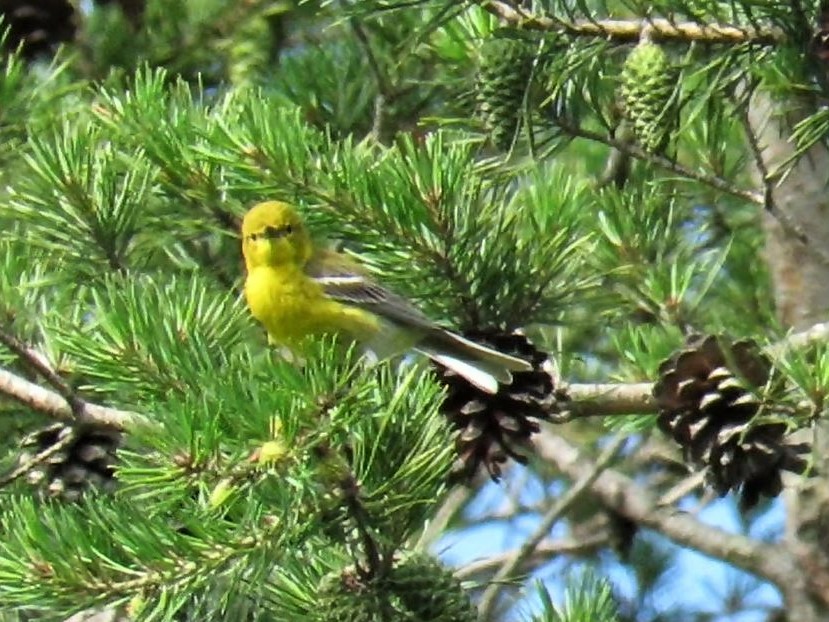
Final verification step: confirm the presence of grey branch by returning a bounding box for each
[455,533,609,581]
[0,327,84,414]
[479,0,782,44]
[766,321,829,357]
[532,428,800,587]
[558,382,656,418]
[0,365,149,430]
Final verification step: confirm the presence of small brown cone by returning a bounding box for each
[653,334,809,509]
[812,0,829,64]
[606,509,638,558]
[0,0,76,58]
[433,330,561,481]
[92,0,145,28]
[18,422,120,502]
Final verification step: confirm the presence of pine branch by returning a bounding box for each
[454,533,609,581]
[2,320,828,434]
[558,382,656,418]
[348,16,391,141]
[532,429,801,588]
[65,525,270,607]
[477,0,784,44]
[0,364,148,430]
[554,118,766,205]
[0,326,84,415]
[476,435,625,621]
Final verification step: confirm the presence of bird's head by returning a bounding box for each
[241,201,312,270]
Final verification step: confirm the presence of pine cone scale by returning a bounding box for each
[654,334,807,509]
[435,330,560,481]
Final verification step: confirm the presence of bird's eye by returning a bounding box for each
[248,233,259,241]
[285,224,294,234]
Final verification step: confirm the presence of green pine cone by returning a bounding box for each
[476,36,537,150]
[389,552,477,622]
[620,41,679,153]
[317,569,412,622]
[227,13,273,87]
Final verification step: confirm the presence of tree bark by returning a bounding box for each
[747,88,829,621]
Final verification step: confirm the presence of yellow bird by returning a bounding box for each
[241,201,532,393]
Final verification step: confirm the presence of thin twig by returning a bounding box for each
[597,119,634,188]
[739,98,829,267]
[478,0,783,44]
[0,428,76,488]
[740,89,776,209]
[455,533,608,581]
[554,118,766,205]
[476,436,626,621]
[598,144,632,189]
[340,472,383,578]
[418,484,474,549]
[349,15,392,141]
[656,471,706,506]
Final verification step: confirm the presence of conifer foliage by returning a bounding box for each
[1,0,828,620]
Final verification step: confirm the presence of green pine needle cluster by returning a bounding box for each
[531,573,619,622]
[0,0,826,619]
[0,337,454,617]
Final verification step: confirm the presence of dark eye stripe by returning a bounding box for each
[247,223,298,241]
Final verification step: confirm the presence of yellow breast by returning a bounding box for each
[244,266,380,348]
[245,266,320,346]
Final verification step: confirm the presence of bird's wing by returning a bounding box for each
[305,248,533,394]
[305,248,436,332]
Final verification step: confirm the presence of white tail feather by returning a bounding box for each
[427,330,533,382]
[422,350,500,394]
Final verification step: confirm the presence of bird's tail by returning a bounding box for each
[416,329,533,394]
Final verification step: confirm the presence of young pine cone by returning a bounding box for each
[476,35,537,150]
[620,41,679,154]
